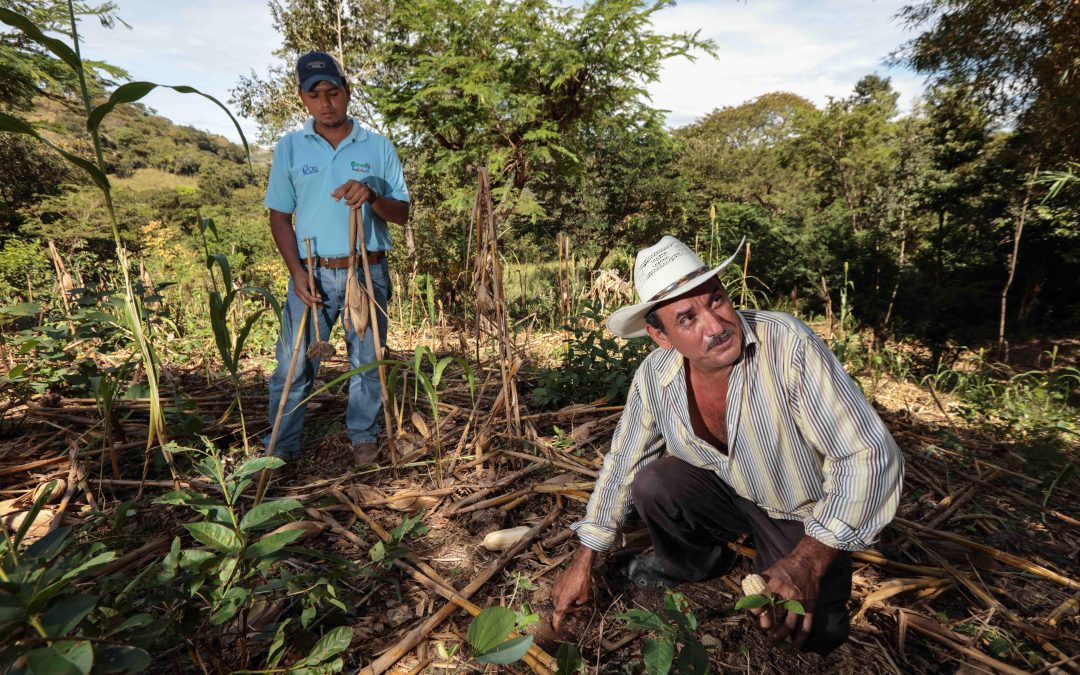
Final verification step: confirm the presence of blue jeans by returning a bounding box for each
[264,259,390,458]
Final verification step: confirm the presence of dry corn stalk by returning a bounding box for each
[303,238,336,360]
[343,212,369,335]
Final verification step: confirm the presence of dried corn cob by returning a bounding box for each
[741,573,767,596]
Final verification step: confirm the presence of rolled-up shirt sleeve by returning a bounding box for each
[793,331,904,551]
[571,369,665,552]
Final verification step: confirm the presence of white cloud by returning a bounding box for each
[647,0,927,127]
[72,0,928,142]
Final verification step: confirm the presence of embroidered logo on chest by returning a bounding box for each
[350,161,371,173]
[302,164,319,175]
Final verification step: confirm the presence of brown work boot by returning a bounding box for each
[352,442,381,466]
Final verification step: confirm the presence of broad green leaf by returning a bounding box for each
[675,640,710,674]
[58,551,116,582]
[0,302,42,317]
[240,499,302,532]
[24,527,70,560]
[555,642,584,674]
[95,645,151,674]
[467,606,516,655]
[267,618,291,668]
[643,638,674,675]
[25,639,94,675]
[243,528,304,559]
[184,522,242,554]
[210,587,249,625]
[235,456,284,478]
[987,636,1011,657]
[40,594,97,637]
[734,594,771,611]
[218,556,238,584]
[179,548,217,573]
[616,608,665,632]
[781,599,805,615]
[206,253,234,293]
[475,635,534,665]
[86,82,251,169]
[296,625,353,667]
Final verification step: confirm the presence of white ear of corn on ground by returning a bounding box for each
[741,573,767,596]
[481,526,531,551]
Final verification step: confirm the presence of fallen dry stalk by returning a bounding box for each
[357,503,562,675]
[894,517,1080,592]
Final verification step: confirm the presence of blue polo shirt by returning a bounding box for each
[265,117,409,257]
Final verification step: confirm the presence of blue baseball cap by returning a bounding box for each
[296,51,345,91]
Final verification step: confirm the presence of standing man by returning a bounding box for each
[550,236,903,655]
[264,51,409,467]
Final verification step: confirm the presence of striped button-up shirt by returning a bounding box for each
[572,310,903,553]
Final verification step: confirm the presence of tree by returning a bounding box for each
[0,0,127,111]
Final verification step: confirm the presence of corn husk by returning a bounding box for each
[482,526,531,551]
[343,212,370,335]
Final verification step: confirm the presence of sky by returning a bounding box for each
[77,0,926,146]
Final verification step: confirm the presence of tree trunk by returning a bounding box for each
[997,169,1037,359]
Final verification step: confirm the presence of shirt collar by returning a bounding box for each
[302,117,368,143]
[653,310,760,387]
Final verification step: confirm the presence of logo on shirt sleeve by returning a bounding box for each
[302,164,320,175]
[350,161,371,173]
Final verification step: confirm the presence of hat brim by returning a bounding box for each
[300,74,345,92]
[607,238,745,339]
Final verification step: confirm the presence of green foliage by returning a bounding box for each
[533,301,652,409]
[555,642,586,674]
[927,360,1080,441]
[466,605,534,666]
[156,442,361,671]
[0,483,154,674]
[734,593,806,616]
[369,511,429,566]
[617,591,710,675]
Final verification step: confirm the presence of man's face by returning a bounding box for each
[300,81,349,129]
[646,278,743,373]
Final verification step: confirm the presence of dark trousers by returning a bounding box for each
[631,456,852,655]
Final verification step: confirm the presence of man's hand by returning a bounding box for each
[290,267,322,307]
[551,546,595,633]
[748,536,838,649]
[331,180,375,210]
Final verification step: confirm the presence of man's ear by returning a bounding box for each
[646,323,671,350]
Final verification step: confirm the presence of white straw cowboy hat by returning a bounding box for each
[607,235,745,339]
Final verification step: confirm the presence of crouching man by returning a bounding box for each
[551,235,903,654]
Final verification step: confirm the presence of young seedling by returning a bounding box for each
[734,573,806,616]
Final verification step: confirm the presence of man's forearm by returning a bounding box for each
[786,535,840,576]
[269,210,303,276]
[370,196,409,225]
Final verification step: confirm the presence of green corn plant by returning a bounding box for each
[302,345,476,487]
[617,590,710,675]
[0,4,250,474]
[198,217,281,452]
[88,355,134,479]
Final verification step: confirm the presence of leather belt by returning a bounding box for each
[302,251,385,269]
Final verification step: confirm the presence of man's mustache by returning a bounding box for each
[707,329,735,351]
